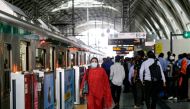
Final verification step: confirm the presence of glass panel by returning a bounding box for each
[36,49,46,69]
[52,0,118,12]
[20,41,27,71]
[70,53,76,66]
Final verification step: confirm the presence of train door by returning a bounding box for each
[20,41,29,71]
[1,43,11,109]
[50,47,55,71]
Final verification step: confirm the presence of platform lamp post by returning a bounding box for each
[170,31,190,54]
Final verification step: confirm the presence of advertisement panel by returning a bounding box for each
[24,74,32,109]
[33,74,39,109]
[44,73,54,109]
[64,69,75,109]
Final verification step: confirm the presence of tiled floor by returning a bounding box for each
[74,93,190,109]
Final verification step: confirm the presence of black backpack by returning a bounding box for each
[149,59,162,81]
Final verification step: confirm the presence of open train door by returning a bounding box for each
[0,43,11,109]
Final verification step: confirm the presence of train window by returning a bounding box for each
[58,51,64,68]
[20,41,29,71]
[84,53,86,65]
[76,52,79,66]
[80,54,82,65]
[67,50,70,67]
[36,48,46,69]
[4,44,11,69]
[50,47,55,70]
[71,53,75,66]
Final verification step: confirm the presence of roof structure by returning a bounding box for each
[4,0,190,39]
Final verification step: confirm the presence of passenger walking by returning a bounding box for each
[178,53,188,100]
[80,57,112,109]
[102,57,114,78]
[158,53,166,73]
[128,57,137,107]
[110,56,125,109]
[140,51,166,109]
[133,50,145,108]
[166,54,175,100]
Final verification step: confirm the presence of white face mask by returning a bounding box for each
[170,56,174,61]
[91,62,98,68]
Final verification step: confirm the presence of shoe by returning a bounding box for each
[134,105,141,108]
[173,97,178,100]
[168,96,173,100]
[113,104,119,109]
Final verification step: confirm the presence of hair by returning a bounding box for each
[147,50,155,59]
[158,53,164,57]
[167,51,171,56]
[137,50,145,57]
[90,57,100,67]
[115,55,120,62]
[182,53,187,58]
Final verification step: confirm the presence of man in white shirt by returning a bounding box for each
[110,56,125,109]
[139,51,166,109]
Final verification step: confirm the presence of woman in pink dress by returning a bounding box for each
[80,57,113,109]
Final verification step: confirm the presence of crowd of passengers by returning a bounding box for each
[101,50,190,109]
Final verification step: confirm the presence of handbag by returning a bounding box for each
[82,69,89,94]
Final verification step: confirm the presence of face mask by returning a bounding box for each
[91,62,98,68]
[170,56,174,61]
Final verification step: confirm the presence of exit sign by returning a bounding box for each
[183,31,190,38]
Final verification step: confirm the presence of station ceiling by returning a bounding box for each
[4,0,190,39]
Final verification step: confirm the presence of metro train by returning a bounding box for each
[0,10,104,109]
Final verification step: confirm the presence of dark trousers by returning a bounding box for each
[144,81,161,109]
[111,83,121,105]
[178,75,188,99]
[135,80,144,106]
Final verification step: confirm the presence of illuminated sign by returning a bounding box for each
[116,51,129,54]
[108,39,142,45]
[109,32,146,39]
[113,46,134,51]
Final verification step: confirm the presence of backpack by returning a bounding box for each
[149,59,162,81]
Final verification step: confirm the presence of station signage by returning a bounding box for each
[108,39,141,45]
[113,46,134,51]
[116,51,129,54]
[109,32,146,39]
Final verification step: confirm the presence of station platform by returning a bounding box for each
[75,92,190,109]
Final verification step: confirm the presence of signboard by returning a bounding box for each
[64,69,75,109]
[108,39,141,45]
[145,41,155,46]
[113,46,134,51]
[109,32,146,39]
[155,42,163,54]
[44,72,54,109]
[116,51,129,54]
